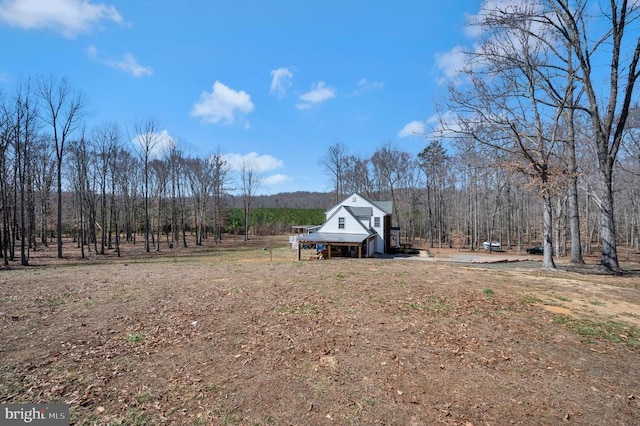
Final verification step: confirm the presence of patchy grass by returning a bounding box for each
[519,294,542,305]
[277,303,320,315]
[126,333,144,344]
[553,315,640,347]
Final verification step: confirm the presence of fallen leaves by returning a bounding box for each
[1,255,639,425]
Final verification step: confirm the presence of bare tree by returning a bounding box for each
[240,159,261,241]
[38,76,86,258]
[321,142,348,203]
[150,157,169,251]
[562,53,585,264]
[93,122,119,255]
[619,107,640,253]
[130,118,163,253]
[371,144,414,243]
[418,141,450,248]
[538,0,640,273]
[32,137,55,247]
[4,80,40,265]
[342,155,374,197]
[442,1,570,268]
[111,146,138,255]
[185,153,228,246]
[164,142,188,248]
[69,132,92,259]
[211,151,230,243]
[0,90,12,265]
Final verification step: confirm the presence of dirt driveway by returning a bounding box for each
[410,248,640,328]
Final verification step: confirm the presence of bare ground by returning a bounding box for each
[1,236,639,425]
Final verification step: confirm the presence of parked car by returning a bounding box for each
[483,241,501,251]
[526,246,544,255]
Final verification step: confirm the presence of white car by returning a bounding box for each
[483,241,501,251]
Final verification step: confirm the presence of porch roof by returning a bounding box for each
[297,232,372,244]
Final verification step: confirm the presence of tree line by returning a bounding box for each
[226,207,325,235]
[0,75,278,265]
[321,0,640,273]
[3,1,639,274]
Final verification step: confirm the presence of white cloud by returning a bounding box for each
[439,0,551,85]
[270,67,293,99]
[300,81,335,103]
[263,173,291,186]
[0,0,122,37]
[191,81,254,125]
[296,81,335,109]
[87,45,98,58]
[353,78,384,95]
[434,45,468,85]
[131,129,175,159]
[426,110,464,138]
[222,152,283,172]
[398,121,426,138]
[112,53,153,77]
[435,0,549,85]
[87,46,153,77]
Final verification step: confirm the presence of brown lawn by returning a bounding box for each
[1,236,639,425]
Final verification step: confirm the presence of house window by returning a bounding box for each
[374,217,380,228]
[338,217,345,229]
[352,196,357,202]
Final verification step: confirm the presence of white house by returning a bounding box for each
[295,193,395,259]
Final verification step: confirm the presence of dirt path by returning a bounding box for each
[412,250,640,327]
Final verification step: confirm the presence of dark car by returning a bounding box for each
[526,246,544,255]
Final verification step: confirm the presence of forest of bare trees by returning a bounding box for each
[2,1,639,274]
[0,75,327,267]
[0,75,236,265]
[322,1,640,273]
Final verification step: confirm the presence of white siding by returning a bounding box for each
[321,207,367,234]
[320,193,391,254]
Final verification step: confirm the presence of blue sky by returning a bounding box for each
[0,0,479,194]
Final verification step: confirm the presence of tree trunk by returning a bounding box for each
[598,168,620,273]
[568,173,583,263]
[57,161,63,258]
[542,191,556,269]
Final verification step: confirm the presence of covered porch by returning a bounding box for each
[296,232,377,260]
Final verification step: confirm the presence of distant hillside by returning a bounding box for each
[227,191,334,210]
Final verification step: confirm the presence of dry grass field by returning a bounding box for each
[1,236,639,425]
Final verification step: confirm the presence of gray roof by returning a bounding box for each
[325,193,393,216]
[373,200,393,214]
[297,232,372,244]
[354,192,393,215]
[345,206,373,217]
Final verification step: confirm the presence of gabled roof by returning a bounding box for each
[355,192,393,215]
[328,192,393,215]
[323,204,374,235]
